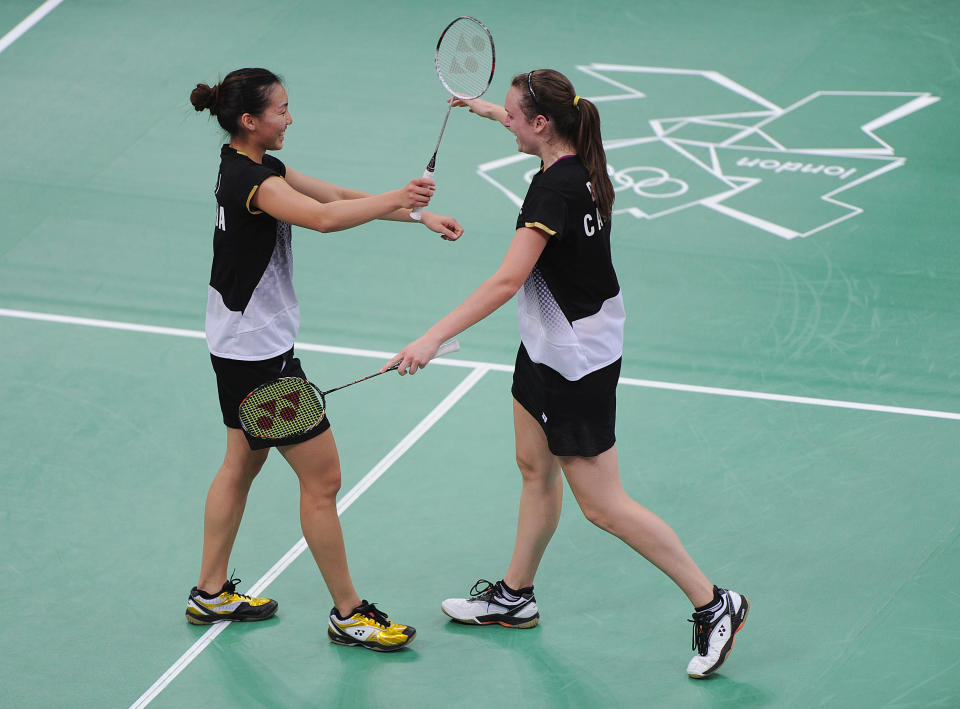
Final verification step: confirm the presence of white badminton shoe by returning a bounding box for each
[686,587,749,678]
[441,579,540,628]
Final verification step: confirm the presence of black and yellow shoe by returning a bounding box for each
[185,576,278,625]
[328,601,416,652]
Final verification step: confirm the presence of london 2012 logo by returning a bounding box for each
[477,64,940,239]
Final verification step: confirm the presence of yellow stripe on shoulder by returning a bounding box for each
[246,185,263,215]
[247,177,287,215]
[524,221,557,236]
[247,185,263,214]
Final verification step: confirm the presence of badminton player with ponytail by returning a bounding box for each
[185,68,462,651]
[385,69,748,677]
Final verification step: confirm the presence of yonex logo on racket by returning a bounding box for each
[255,391,301,431]
[435,16,495,93]
[447,34,489,74]
[238,377,326,440]
[412,17,494,222]
[238,341,459,442]
[447,35,487,74]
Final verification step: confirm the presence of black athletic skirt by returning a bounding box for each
[210,348,331,450]
[511,343,619,458]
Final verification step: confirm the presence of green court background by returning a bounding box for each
[1,0,958,706]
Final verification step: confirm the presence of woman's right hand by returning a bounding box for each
[400,177,435,210]
[450,97,506,124]
[381,334,445,376]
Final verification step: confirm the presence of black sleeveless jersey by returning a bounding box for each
[205,145,299,360]
[515,156,625,381]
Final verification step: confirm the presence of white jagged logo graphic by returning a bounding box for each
[478,64,940,240]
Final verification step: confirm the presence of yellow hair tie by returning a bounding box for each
[573,95,581,107]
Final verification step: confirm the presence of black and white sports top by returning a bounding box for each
[205,145,299,360]
[515,156,625,381]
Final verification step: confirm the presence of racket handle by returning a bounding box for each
[386,338,459,373]
[410,165,435,222]
[435,338,460,357]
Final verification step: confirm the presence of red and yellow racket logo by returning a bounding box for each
[239,379,325,439]
[255,391,301,431]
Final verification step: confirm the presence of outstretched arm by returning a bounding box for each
[252,174,433,233]
[382,227,548,374]
[452,97,508,126]
[284,168,462,239]
[284,168,362,203]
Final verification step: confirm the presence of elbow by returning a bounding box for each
[311,215,339,234]
[502,264,531,293]
[308,204,343,234]
[495,272,526,298]
[505,276,526,295]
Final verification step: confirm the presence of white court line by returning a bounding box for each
[128,365,490,708]
[620,377,960,422]
[0,307,507,371]
[0,0,65,55]
[2,306,958,421]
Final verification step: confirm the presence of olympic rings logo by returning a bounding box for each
[610,166,688,199]
[523,165,688,199]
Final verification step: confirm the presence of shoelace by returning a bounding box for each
[468,579,529,606]
[222,574,254,600]
[469,579,499,601]
[688,609,713,655]
[354,601,391,628]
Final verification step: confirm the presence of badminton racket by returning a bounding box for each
[410,16,495,221]
[239,339,460,443]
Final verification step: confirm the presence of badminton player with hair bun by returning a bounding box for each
[185,67,462,651]
[386,69,748,677]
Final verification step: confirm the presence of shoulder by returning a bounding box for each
[219,146,286,178]
[542,157,587,186]
[525,159,584,198]
[262,153,287,177]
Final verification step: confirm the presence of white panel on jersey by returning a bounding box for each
[517,268,625,381]
[206,221,300,360]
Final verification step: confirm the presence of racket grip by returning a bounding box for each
[386,338,458,373]
[410,166,435,222]
[434,338,460,358]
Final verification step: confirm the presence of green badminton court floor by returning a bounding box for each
[1,1,958,706]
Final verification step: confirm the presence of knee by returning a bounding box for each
[300,469,342,504]
[240,456,268,480]
[578,499,618,535]
[220,455,266,488]
[515,451,538,479]
[516,452,550,484]
[516,456,562,500]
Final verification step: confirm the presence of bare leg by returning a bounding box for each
[560,446,715,608]
[279,429,361,617]
[197,427,269,594]
[502,400,563,591]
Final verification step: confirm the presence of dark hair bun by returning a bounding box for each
[191,69,280,134]
[190,83,218,113]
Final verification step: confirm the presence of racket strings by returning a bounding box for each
[238,378,325,439]
[436,18,494,99]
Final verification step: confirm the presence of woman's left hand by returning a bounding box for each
[420,211,464,241]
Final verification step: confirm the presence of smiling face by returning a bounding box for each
[503,85,543,157]
[248,82,292,151]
